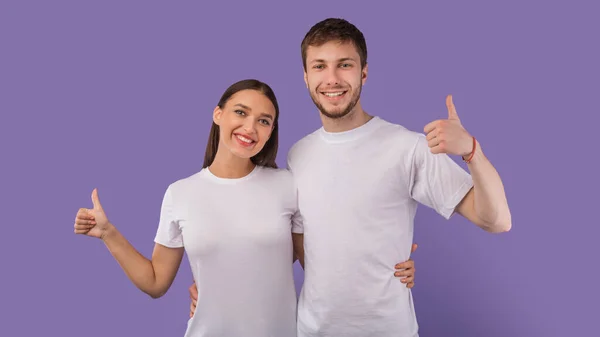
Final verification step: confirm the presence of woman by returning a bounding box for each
[73,79,416,337]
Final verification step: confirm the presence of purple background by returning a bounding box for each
[1,1,598,336]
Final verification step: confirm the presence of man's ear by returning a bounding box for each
[304,71,308,88]
[213,106,222,125]
[361,63,368,85]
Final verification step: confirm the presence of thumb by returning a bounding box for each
[446,94,459,120]
[411,243,418,254]
[91,188,103,210]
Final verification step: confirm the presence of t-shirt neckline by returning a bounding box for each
[318,116,381,143]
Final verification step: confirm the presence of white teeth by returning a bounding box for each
[323,92,344,97]
[236,135,253,143]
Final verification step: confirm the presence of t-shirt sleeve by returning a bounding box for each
[291,209,304,234]
[286,150,304,234]
[408,134,474,219]
[291,184,304,234]
[286,149,294,172]
[153,185,184,248]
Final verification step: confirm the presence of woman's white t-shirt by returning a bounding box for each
[154,165,302,337]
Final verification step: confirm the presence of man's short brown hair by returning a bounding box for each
[301,18,368,71]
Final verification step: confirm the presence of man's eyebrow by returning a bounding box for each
[310,57,356,63]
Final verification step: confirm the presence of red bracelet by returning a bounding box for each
[462,136,476,163]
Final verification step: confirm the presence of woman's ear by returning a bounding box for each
[213,106,222,125]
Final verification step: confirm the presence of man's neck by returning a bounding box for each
[320,106,373,133]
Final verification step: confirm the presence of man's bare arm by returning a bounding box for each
[424,95,511,233]
[292,233,304,269]
[455,141,512,233]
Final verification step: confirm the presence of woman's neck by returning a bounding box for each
[209,148,255,179]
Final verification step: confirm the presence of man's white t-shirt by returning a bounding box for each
[154,165,302,337]
[288,116,473,337]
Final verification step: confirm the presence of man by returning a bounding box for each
[192,18,511,337]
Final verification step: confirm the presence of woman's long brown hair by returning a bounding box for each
[202,79,280,169]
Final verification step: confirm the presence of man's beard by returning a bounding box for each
[309,84,362,120]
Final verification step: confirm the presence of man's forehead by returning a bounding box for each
[306,42,359,61]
